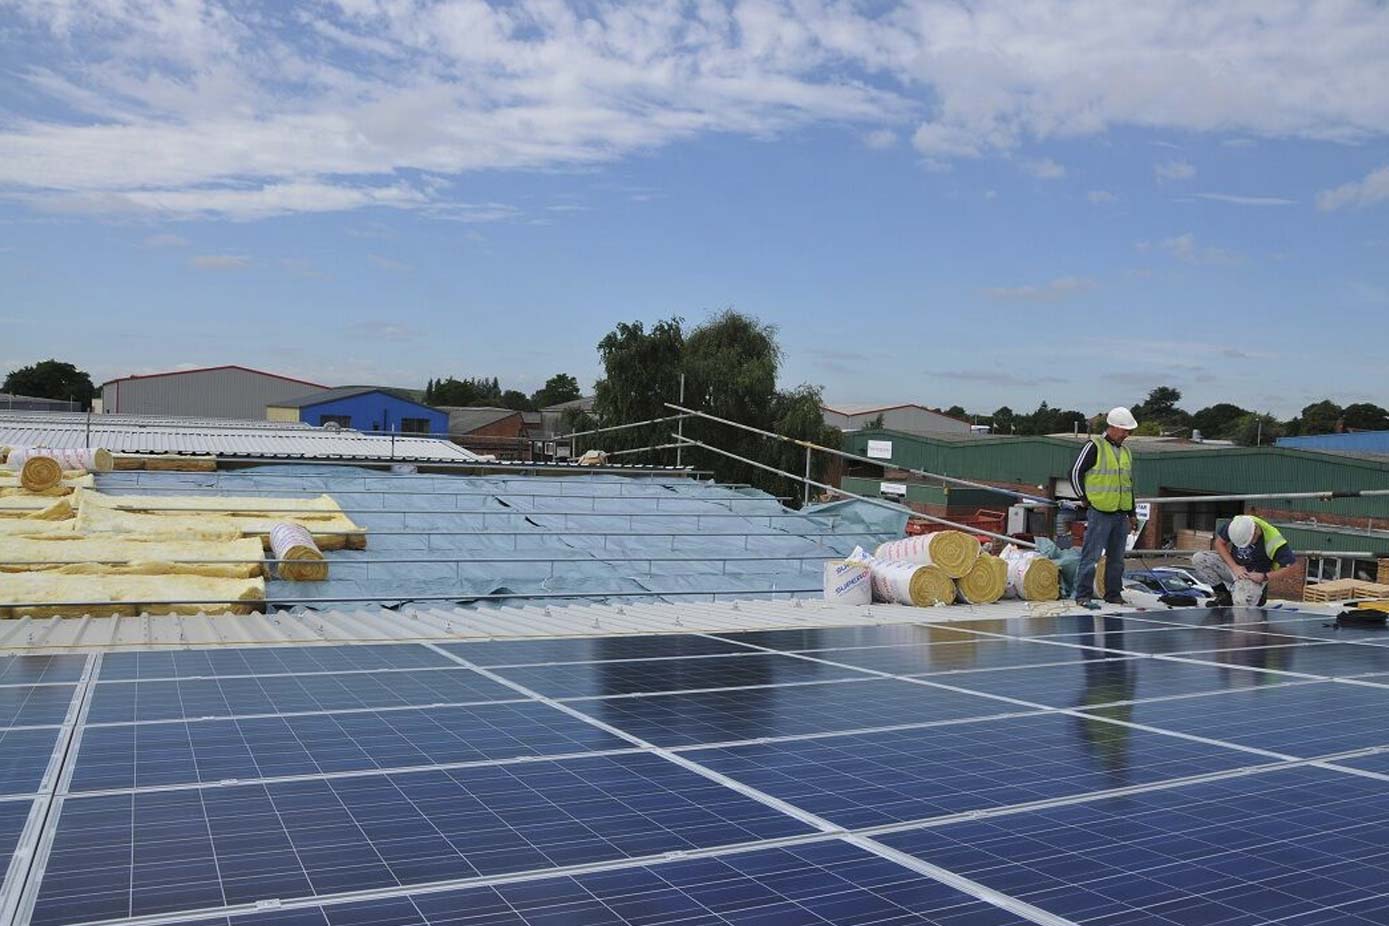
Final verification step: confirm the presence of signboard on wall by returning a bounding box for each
[879,482,907,497]
[867,439,893,460]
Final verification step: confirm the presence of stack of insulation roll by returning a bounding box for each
[874,530,980,579]
[823,558,872,605]
[999,545,1062,601]
[847,547,955,607]
[956,554,1008,604]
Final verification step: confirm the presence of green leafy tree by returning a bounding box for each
[3,359,95,409]
[1295,400,1343,435]
[991,406,1015,434]
[1132,385,1191,431]
[499,390,534,412]
[944,405,967,419]
[1342,402,1389,432]
[592,318,686,446]
[1229,412,1283,446]
[866,413,885,430]
[1190,403,1249,439]
[531,373,582,409]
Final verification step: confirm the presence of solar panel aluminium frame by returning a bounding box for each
[17,615,1389,926]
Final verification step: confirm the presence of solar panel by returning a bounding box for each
[878,765,1389,925]
[33,753,814,925]
[490,652,873,699]
[805,638,1130,675]
[1079,679,1389,757]
[85,669,521,724]
[150,840,1026,926]
[568,678,1027,748]
[0,655,87,686]
[69,701,633,792]
[922,656,1293,709]
[0,728,63,796]
[0,686,77,729]
[0,800,35,895]
[19,607,1389,926]
[100,644,457,682]
[442,633,757,666]
[711,622,982,651]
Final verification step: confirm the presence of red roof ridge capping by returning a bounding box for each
[101,364,328,389]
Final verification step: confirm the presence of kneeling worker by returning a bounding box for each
[1192,514,1295,606]
[1072,406,1139,609]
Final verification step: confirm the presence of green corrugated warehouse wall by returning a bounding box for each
[842,429,1389,519]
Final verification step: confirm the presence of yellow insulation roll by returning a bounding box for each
[20,456,63,492]
[864,555,955,607]
[0,573,265,618]
[956,554,1008,604]
[875,531,980,579]
[1019,556,1060,601]
[270,522,328,581]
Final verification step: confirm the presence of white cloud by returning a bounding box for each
[1154,160,1196,181]
[1022,158,1066,179]
[190,254,250,270]
[1,1,1387,217]
[141,233,188,248]
[1193,192,1296,206]
[983,276,1098,302]
[347,321,421,341]
[367,254,412,272]
[1317,164,1389,210]
[863,129,898,149]
[1087,190,1117,204]
[983,189,998,201]
[1157,232,1241,265]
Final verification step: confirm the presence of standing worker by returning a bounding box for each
[1191,514,1294,606]
[1072,407,1139,609]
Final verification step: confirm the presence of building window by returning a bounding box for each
[400,417,431,434]
[318,414,351,427]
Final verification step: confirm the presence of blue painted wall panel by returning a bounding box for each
[299,392,448,434]
[1276,432,1389,453]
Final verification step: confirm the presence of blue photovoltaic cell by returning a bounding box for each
[571,678,1024,747]
[0,684,75,728]
[1132,608,1352,640]
[808,638,1127,676]
[162,840,1028,926]
[70,700,631,792]
[442,633,757,666]
[1174,642,1389,678]
[0,800,34,892]
[908,614,1167,640]
[1081,679,1389,757]
[712,622,981,651]
[99,644,455,681]
[880,766,1389,926]
[923,656,1284,709]
[0,726,60,795]
[688,713,1264,829]
[493,652,872,698]
[1063,627,1319,656]
[0,654,87,686]
[85,668,520,724]
[33,752,813,925]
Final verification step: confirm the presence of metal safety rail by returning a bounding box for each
[92,504,839,523]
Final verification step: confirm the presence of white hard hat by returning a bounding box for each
[1228,515,1257,547]
[1106,406,1138,430]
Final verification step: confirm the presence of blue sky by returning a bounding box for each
[1,1,1387,419]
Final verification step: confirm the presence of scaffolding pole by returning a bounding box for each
[672,434,1036,549]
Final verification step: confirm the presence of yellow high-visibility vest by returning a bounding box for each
[1084,436,1133,513]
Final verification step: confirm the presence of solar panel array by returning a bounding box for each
[7,607,1389,926]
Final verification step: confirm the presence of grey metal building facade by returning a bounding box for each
[100,365,326,419]
[821,402,972,436]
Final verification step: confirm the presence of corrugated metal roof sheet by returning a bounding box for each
[0,419,481,462]
[0,411,313,430]
[0,598,1080,653]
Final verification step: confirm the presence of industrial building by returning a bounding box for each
[1278,430,1389,454]
[822,402,972,436]
[840,427,1389,585]
[99,365,325,419]
[266,385,448,434]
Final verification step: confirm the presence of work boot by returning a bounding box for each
[1209,584,1233,607]
[1104,594,1129,605]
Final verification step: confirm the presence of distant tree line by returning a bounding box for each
[955,385,1389,446]
[2,360,96,409]
[424,373,582,411]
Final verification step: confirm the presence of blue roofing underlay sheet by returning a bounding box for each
[95,466,906,609]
